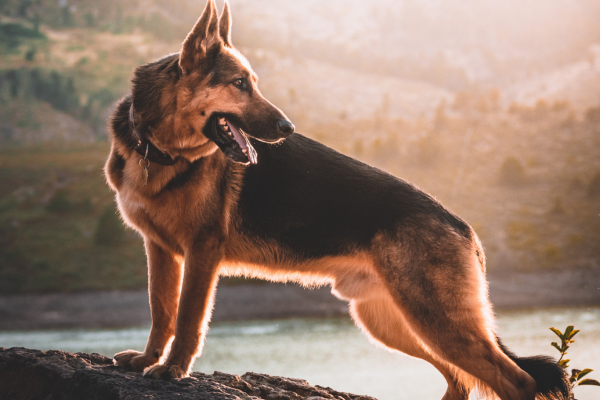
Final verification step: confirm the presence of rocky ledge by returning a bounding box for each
[0,347,376,400]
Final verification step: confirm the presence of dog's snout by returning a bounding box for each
[277,119,295,135]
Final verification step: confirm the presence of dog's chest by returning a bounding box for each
[117,186,206,252]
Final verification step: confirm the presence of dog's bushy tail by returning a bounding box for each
[497,337,571,400]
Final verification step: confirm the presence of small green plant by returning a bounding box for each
[550,325,600,399]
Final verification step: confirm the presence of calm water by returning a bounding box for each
[1,307,599,400]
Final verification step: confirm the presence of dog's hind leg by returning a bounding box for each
[373,232,537,400]
[351,295,473,400]
[114,240,183,372]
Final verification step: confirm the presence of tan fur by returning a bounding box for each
[108,2,545,399]
[349,294,478,400]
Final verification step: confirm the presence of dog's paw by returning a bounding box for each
[143,363,187,380]
[113,350,158,372]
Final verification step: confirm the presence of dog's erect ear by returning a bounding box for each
[219,1,232,47]
[179,0,222,75]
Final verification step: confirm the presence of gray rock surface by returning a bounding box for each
[0,347,376,400]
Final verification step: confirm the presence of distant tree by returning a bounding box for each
[17,0,31,17]
[32,12,40,32]
[83,12,96,28]
[28,68,79,113]
[24,46,36,61]
[6,69,20,97]
[61,5,74,27]
[111,4,123,33]
[0,21,45,50]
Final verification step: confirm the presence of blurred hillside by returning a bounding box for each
[0,0,599,293]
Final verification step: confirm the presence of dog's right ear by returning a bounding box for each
[179,0,221,75]
[219,1,232,47]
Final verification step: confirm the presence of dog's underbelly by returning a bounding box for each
[219,252,387,302]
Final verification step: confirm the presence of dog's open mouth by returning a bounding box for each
[212,116,258,165]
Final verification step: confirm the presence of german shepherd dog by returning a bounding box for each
[106,1,569,399]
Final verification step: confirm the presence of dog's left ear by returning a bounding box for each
[179,0,222,75]
[219,1,232,47]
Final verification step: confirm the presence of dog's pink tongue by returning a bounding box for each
[227,120,257,164]
[228,122,247,150]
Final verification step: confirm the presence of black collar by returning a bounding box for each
[129,105,180,166]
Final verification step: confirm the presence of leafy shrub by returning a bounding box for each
[550,325,600,399]
[0,68,80,113]
[24,46,36,61]
[94,205,125,245]
[31,69,79,112]
[0,22,46,51]
[83,12,96,27]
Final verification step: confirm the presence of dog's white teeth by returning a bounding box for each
[218,120,231,134]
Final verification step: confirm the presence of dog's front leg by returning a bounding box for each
[114,240,183,372]
[144,235,222,380]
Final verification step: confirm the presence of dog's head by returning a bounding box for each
[131,0,293,165]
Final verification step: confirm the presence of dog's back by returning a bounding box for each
[232,134,473,258]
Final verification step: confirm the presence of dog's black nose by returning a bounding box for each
[277,119,295,135]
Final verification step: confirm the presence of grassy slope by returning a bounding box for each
[0,16,162,293]
[0,144,147,293]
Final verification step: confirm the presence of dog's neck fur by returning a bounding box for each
[107,95,240,198]
[128,105,181,166]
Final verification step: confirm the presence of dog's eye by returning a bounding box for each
[233,78,244,88]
